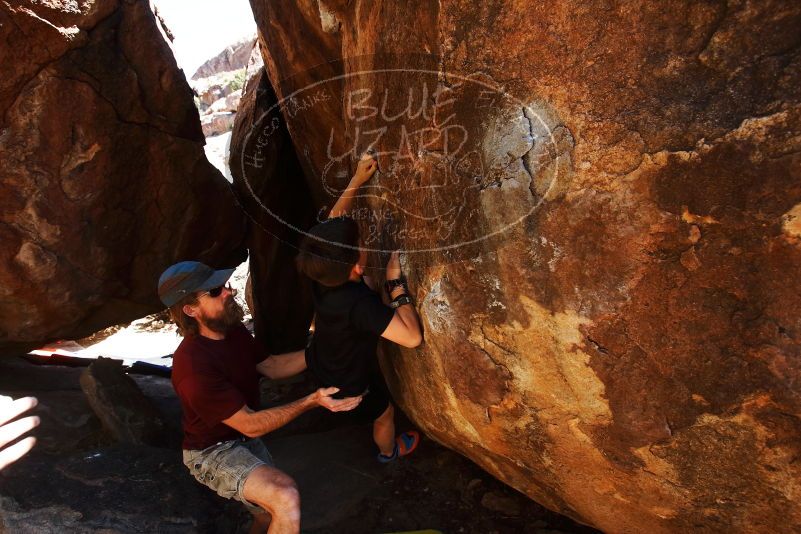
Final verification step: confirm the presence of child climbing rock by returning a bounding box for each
[296,154,423,462]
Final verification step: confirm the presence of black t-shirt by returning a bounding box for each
[305,280,395,397]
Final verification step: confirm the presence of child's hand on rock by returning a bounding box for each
[352,153,378,186]
[386,250,402,280]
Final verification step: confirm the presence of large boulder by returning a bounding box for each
[0,0,246,352]
[248,0,347,209]
[246,0,801,532]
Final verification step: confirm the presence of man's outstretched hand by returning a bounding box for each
[0,395,39,470]
[351,153,378,187]
[315,387,363,412]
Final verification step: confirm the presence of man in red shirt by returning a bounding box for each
[158,261,361,534]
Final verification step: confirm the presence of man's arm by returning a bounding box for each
[256,349,307,380]
[328,154,377,218]
[222,387,361,438]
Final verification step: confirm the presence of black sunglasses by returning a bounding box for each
[198,283,232,299]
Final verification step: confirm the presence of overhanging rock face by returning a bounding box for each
[0,0,246,351]
[229,68,316,354]
[248,0,801,531]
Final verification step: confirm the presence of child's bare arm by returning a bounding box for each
[380,251,423,348]
[382,305,423,348]
[328,154,377,218]
[256,349,307,380]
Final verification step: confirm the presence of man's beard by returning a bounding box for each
[202,297,244,334]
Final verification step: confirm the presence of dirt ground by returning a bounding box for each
[311,424,601,534]
[0,353,600,533]
[257,372,600,534]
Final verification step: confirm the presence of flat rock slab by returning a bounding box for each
[0,355,85,392]
[80,358,166,446]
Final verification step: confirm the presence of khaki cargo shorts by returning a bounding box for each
[183,437,274,514]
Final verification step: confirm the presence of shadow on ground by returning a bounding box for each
[0,356,598,533]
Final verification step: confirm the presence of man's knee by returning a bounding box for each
[244,466,300,515]
[264,481,299,524]
[273,479,300,510]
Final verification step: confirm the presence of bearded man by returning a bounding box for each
[158,261,361,534]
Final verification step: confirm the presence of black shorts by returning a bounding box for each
[349,372,392,421]
[304,342,392,421]
[317,373,392,422]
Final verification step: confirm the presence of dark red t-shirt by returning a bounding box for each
[171,323,264,450]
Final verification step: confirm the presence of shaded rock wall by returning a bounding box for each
[249,0,347,209]
[0,0,246,351]
[248,0,801,532]
[229,68,316,353]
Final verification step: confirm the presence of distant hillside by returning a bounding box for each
[191,36,260,80]
[190,35,264,137]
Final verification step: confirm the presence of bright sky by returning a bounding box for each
[152,0,257,77]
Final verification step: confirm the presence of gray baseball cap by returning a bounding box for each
[157,261,235,307]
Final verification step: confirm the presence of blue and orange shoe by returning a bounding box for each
[378,431,420,463]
